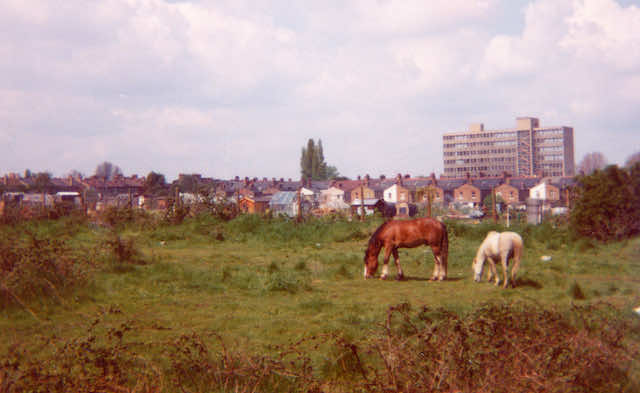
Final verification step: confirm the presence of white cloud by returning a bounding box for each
[561,0,640,71]
[0,0,639,179]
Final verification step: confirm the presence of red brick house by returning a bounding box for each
[453,183,482,206]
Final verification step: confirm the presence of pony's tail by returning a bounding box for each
[511,236,523,285]
[440,222,449,278]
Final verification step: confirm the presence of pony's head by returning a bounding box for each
[472,256,484,282]
[363,246,379,279]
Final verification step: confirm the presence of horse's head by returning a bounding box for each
[472,257,484,282]
[363,247,378,279]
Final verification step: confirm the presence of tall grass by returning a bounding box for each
[1,302,637,392]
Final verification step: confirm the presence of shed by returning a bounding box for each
[269,191,299,217]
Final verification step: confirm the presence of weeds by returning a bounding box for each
[0,230,90,312]
[1,302,637,392]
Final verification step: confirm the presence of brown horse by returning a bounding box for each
[364,217,449,280]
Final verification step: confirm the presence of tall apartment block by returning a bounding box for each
[443,117,575,178]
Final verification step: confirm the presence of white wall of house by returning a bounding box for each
[383,184,407,203]
[320,186,344,203]
[529,182,553,200]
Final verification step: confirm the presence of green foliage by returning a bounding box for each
[143,171,167,195]
[570,163,640,241]
[300,138,340,180]
[102,232,146,267]
[1,303,637,392]
[0,230,90,310]
[94,161,122,180]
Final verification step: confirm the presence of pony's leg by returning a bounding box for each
[510,255,520,288]
[501,254,509,288]
[489,258,500,286]
[380,247,392,280]
[392,248,404,280]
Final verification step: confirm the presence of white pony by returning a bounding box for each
[472,231,523,288]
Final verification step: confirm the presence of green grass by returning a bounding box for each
[1,214,639,391]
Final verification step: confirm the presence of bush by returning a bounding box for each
[101,232,146,267]
[2,302,637,392]
[0,231,90,310]
[570,163,640,242]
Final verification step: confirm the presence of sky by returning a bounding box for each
[1,0,639,181]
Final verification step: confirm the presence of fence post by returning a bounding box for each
[297,186,302,222]
[491,188,497,224]
[360,181,365,221]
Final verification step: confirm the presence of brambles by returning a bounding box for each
[571,163,640,242]
[0,231,90,311]
[1,302,637,392]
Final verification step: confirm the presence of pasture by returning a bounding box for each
[1,213,639,392]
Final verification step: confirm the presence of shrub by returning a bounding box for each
[0,231,90,311]
[101,232,146,267]
[570,163,640,242]
[263,270,310,294]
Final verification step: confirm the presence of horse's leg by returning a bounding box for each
[509,256,519,288]
[485,260,493,282]
[511,249,521,288]
[380,246,392,280]
[500,253,510,288]
[392,248,404,280]
[489,258,500,286]
[430,245,442,281]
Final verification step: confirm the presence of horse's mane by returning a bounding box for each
[366,221,390,254]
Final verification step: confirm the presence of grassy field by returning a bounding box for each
[1,212,639,392]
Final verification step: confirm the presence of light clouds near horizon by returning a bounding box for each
[1,0,639,180]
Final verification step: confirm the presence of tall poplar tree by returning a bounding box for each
[300,138,339,180]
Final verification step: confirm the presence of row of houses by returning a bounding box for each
[236,173,574,217]
[1,172,575,218]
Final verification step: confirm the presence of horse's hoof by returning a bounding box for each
[395,274,405,281]
[380,275,387,280]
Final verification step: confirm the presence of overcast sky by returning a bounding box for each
[1,0,639,181]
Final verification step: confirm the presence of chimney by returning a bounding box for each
[364,174,370,186]
[357,175,361,181]
[396,173,403,185]
[430,172,437,186]
[503,171,510,185]
[465,172,471,184]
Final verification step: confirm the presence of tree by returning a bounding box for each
[32,172,53,193]
[67,169,84,179]
[625,151,640,168]
[95,161,122,180]
[144,172,167,195]
[577,152,607,175]
[570,163,640,241]
[300,138,339,180]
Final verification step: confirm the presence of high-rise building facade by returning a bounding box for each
[443,117,575,177]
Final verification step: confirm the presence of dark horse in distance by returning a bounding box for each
[364,217,449,281]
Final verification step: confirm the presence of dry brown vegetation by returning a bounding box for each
[1,302,638,392]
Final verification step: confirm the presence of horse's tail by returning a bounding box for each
[512,234,523,276]
[440,221,449,277]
